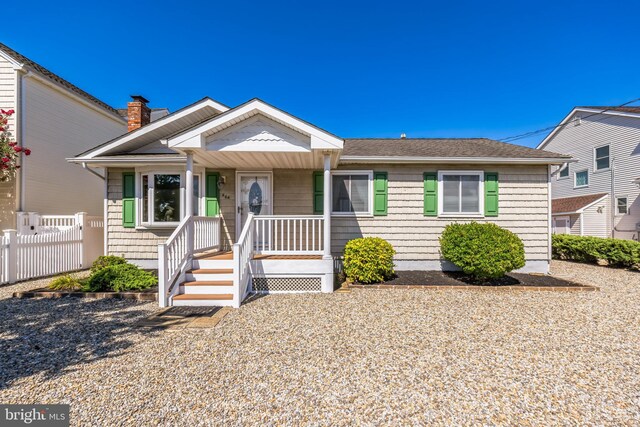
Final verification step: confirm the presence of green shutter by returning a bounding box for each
[205,173,220,216]
[373,171,388,216]
[313,171,324,214]
[423,172,438,216]
[484,172,499,217]
[122,172,135,228]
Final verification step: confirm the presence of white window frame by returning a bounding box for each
[330,170,374,217]
[135,167,204,228]
[574,169,589,189]
[593,144,610,172]
[437,170,485,218]
[557,164,569,180]
[616,196,628,215]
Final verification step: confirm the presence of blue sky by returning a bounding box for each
[3,0,640,147]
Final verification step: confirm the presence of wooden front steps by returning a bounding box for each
[182,280,233,286]
[187,268,233,274]
[173,252,236,306]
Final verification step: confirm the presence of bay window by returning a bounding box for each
[438,171,484,216]
[331,171,373,215]
[138,171,202,227]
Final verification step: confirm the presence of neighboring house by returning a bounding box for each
[538,106,640,240]
[0,42,127,230]
[71,97,570,307]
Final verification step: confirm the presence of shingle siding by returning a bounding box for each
[330,164,550,270]
[107,165,550,272]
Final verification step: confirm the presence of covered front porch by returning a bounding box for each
[157,99,344,307]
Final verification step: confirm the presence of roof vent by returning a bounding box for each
[400,133,407,139]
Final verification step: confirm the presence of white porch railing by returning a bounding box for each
[158,216,221,307]
[233,213,254,308]
[0,212,105,284]
[253,215,324,254]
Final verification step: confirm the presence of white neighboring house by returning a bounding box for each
[538,106,640,241]
[0,42,128,230]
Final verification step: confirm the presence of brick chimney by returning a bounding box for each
[127,95,151,132]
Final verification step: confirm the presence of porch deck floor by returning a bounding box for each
[194,251,322,261]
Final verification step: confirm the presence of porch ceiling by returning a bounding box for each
[192,150,338,169]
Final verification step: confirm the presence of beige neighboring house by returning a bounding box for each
[71,97,571,308]
[0,42,127,230]
[538,106,640,240]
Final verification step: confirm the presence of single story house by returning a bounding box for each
[70,97,571,307]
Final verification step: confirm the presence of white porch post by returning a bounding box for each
[185,151,194,254]
[322,152,332,260]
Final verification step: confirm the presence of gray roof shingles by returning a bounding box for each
[343,138,571,159]
[0,42,122,117]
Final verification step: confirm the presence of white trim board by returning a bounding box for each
[537,107,640,150]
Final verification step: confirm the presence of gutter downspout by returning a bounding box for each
[15,69,28,215]
[611,157,615,238]
[82,162,106,180]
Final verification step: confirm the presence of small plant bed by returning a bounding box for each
[13,286,158,300]
[13,256,159,300]
[348,270,596,291]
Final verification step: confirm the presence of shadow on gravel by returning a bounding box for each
[0,297,156,389]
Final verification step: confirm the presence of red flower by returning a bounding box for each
[1,157,9,163]
[13,146,21,152]
[15,165,20,169]
[24,148,31,155]
[7,142,14,147]
[6,109,14,115]
[0,164,7,169]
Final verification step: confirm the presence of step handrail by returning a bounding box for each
[158,216,192,307]
[232,213,254,308]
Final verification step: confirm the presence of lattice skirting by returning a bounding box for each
[252,277,322,293]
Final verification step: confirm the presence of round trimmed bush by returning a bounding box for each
[343,237,395,284]
[440,222,525,280]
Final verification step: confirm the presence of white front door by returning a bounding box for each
[553,216,570,234]
[236,172,272,239]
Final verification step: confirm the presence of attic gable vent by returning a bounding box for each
[574,115,582,126]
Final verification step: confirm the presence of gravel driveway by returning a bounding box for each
[0,261,639,425]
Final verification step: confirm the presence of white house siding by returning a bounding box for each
[106,168,236,266]
[582,197,609,238]
[569,214,581,235]
[544,112,640,240]
[22,77,125,216]
[0,56,17,229]
[331,164,550,273]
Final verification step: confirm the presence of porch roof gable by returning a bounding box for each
[165,98,344,151]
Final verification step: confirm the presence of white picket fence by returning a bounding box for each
[1,212,104,284]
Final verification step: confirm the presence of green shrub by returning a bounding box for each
[90,255,127,274]
[552,234,640,269]
[440,222,526,280]
[86,263,157,292]
[48,274,83,291]
[343,237,396,284]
